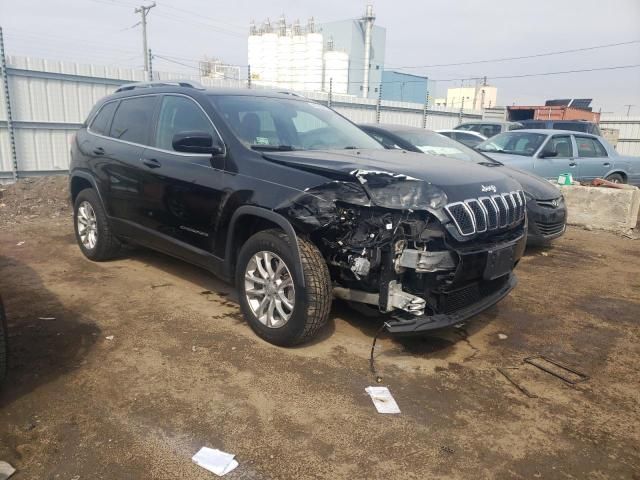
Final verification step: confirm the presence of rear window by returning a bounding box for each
[457,123,501,138]
[109,96,158,145]
[90,101,118,136]
[576,136,608,157]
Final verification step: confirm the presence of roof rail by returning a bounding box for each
[115,80,205,93]
[276,91,305,98]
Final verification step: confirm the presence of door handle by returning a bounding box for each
[603,162,611,167]
[93,147,105,156]
[141,158,161,169]
[569,160,577,167]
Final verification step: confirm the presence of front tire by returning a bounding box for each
[73,189,121,261]
[236,229,332,346]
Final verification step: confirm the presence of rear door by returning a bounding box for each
[573,135,611,181]
[101,95,160,230]
[534,134,576,179]
[137,94,228,255]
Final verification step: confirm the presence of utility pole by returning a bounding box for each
[375,83,382,123]
[147,48,153,81]
[422,90,430,129]
[328,78,333,108]
[624,104,635,117]
[459,96,465,123]
[247,64,251,89]
[0,26,18,180]
[134,2,156,78]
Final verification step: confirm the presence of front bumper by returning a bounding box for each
[385,273,517,335]
[526,200,567,245]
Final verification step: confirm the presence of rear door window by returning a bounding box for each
[542,135,573,157]
[109,96,158,145]
[90,101,118,136]
[575,136,608,157]
[154,95,217,151]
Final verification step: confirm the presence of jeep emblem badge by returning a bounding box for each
[481,185,497,193]
[551,199,559,208]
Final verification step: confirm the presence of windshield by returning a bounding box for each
[208,95,382,151]
[393,129,498,164]
[476,132,547,156]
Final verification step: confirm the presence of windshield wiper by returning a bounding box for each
[343,146,359,150]
[477,161,502,167]
[251,144,297,151]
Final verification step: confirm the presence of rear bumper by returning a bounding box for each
[385,273,517,335]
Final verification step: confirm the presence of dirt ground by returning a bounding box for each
[0,179,639,479]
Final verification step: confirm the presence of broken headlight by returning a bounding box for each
[357,171,448,210]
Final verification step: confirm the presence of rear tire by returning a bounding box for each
[0,297,8,384]
[73,189,121,261]
[236,229,332,346]
[605,173,625,184]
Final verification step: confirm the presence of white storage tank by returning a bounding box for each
[247,33,263,84]
[323,50,349,94]
[305,32,324,92]
[260,32,278,85]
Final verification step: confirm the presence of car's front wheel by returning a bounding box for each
[236,229,332,346]
[73,189,121,261]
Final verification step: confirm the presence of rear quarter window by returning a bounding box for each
[89,101,118,136]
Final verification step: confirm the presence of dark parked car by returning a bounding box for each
[437,129,487,148]
[70,82,527,344]
[454,120,523,138]
[0,295,7,383]
[476,130,640,185]
[518,120,601,136]
[360,124,566,245]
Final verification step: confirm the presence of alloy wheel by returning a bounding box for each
[77,201,98,249]
[244,251,295,328]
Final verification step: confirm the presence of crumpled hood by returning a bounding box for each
[263,149,521,203]
[496,165,561,200]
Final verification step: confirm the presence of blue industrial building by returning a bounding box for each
[380,71,429,104]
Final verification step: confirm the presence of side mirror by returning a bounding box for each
[172,131,224,155]
[540,150,558,158]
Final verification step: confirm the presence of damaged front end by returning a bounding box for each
[279,169,526,335]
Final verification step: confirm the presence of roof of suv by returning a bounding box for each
[111,83,308,101]
[498,128,599,137]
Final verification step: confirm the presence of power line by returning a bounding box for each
[386,39,640,70]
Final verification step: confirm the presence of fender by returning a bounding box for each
[69,170,107,211]
[225,205,305,288]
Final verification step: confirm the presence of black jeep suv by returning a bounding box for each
[70,82,527,346]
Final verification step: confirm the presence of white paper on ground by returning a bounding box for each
[365,386,401,414]
[0,461,16,480]
[192,447,238,476]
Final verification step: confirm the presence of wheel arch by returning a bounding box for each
[225,206,305,287]
[69,171,107,207]
[605,170,627,183]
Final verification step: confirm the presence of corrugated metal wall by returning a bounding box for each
[0,55,484,180]
[600,115,640,156]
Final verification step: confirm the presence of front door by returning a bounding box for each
[137,94,228,255]
[573,135,611,181]
[534,134,577,179]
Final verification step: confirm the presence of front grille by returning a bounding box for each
[445,191,525,237]
[433,277,509,314]
[535,220,565,236]
[537,197,563,209]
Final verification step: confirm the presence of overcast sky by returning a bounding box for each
[1,0,639,114]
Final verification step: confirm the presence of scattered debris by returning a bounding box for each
[524,355,589,385]
[192,447,238,476]
[591,178,626,189]
[439,445,455,455]
[16,241,25,246]
[584,224,594,231]
[369,323,389,383]
[540,251,549,257]
[497,367,537,398]
[105,335,114,341]
[497,333,508,340]
[150,283,173,289]
[0,461,16,480]
[192,346,197,352]
[365,386,401,414]
[38,316,56,321]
